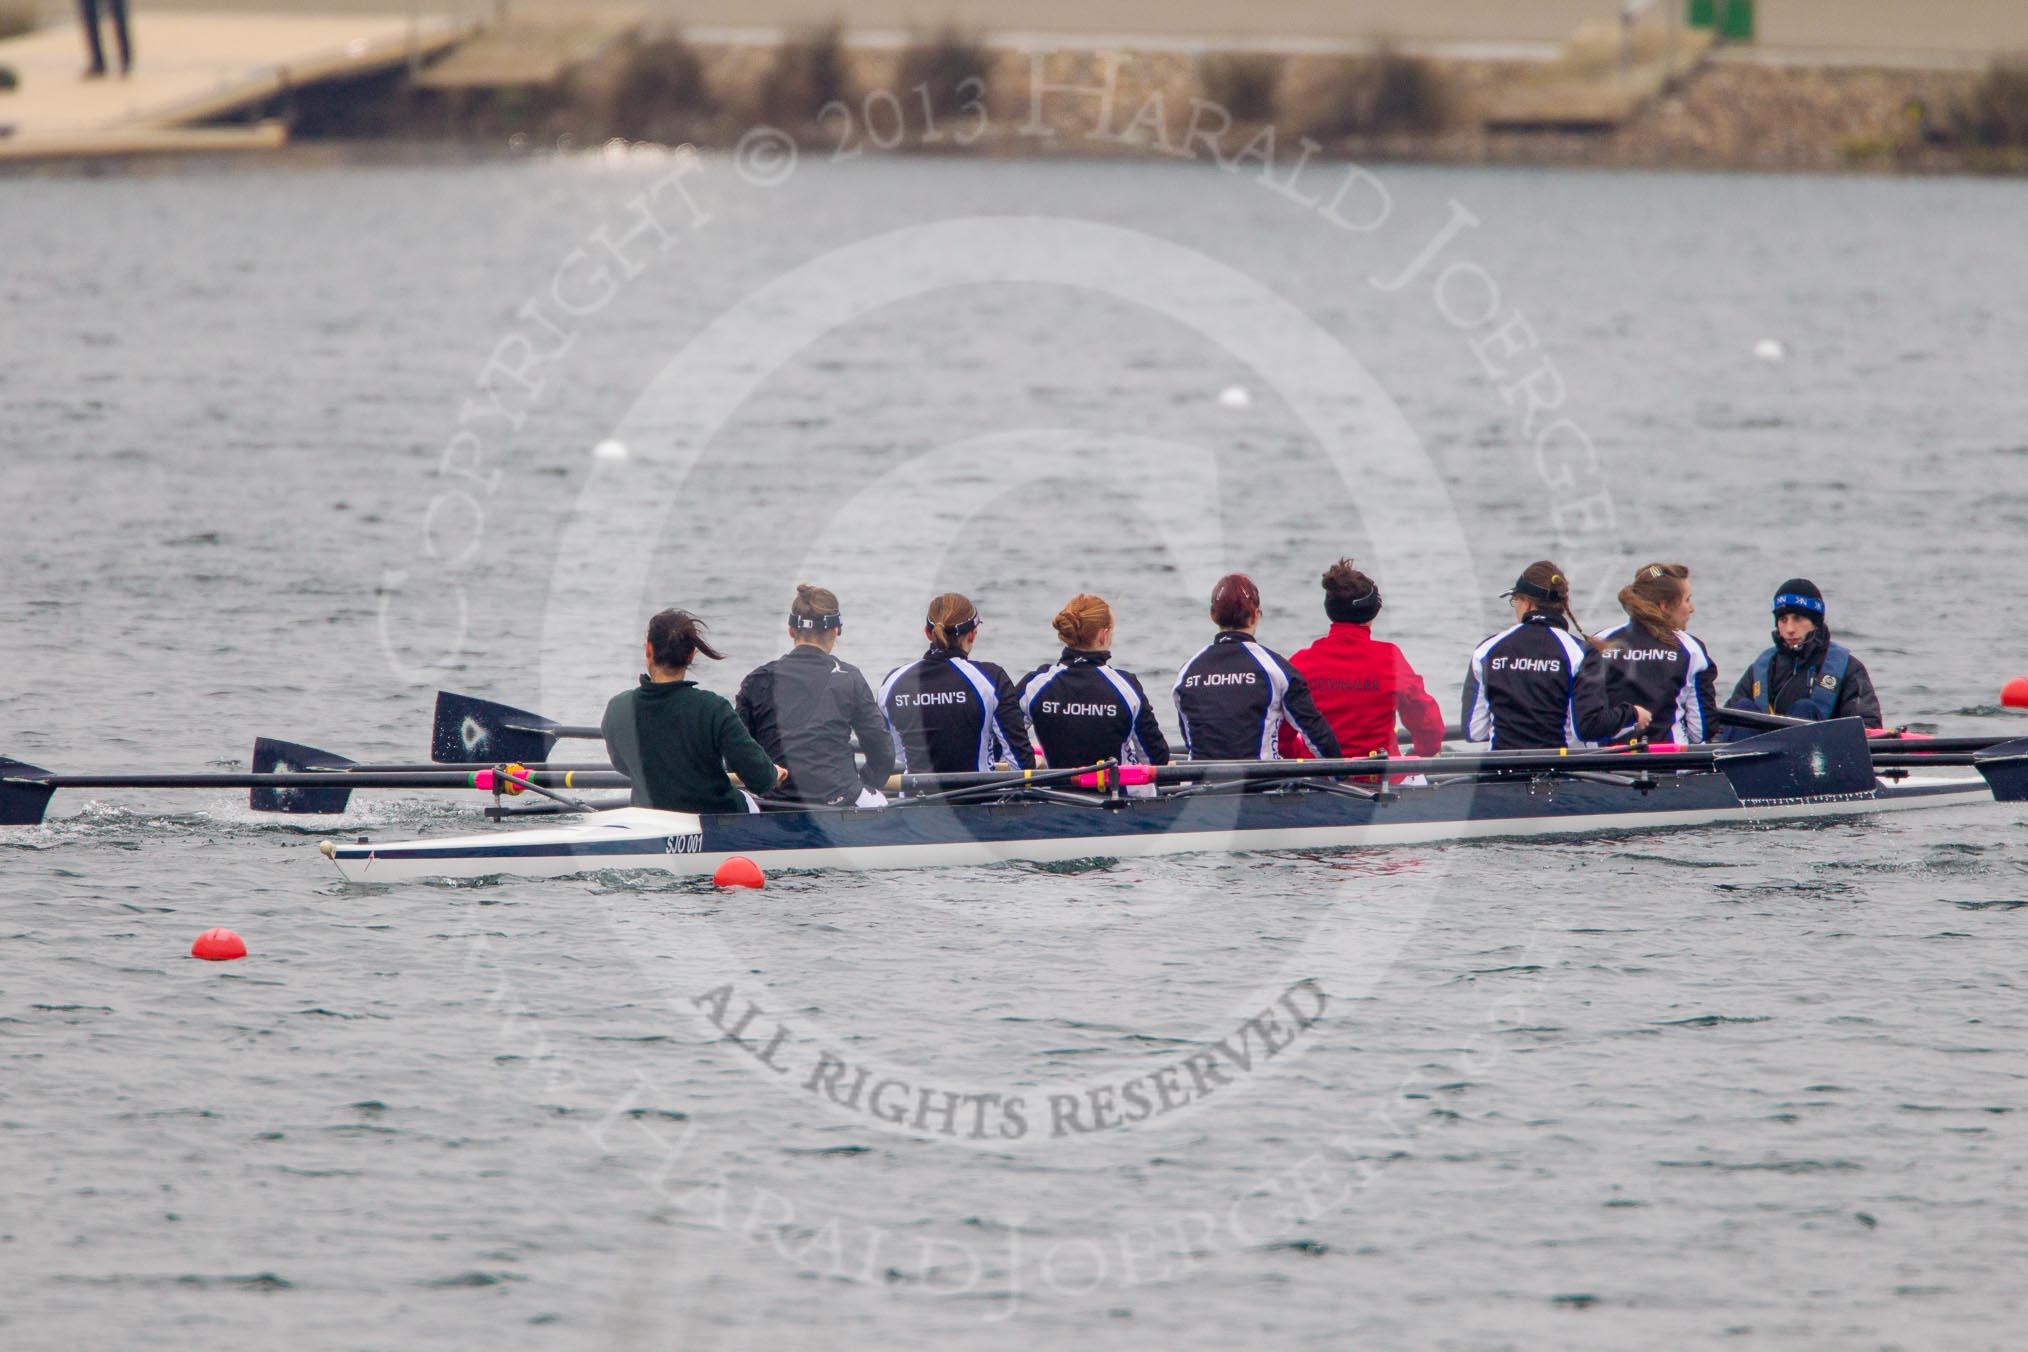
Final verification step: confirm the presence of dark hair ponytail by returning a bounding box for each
[1322,558,1381,625]
[1512,559,1600,647]
[646,608,724,670]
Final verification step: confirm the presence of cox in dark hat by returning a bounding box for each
[1771,578,1825,622]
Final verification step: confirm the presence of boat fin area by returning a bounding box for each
[1714,718,1876,804]
[1973,739,2028,803]
[0,757,56,826]
[431,691,559,766]
[250,738,356,814]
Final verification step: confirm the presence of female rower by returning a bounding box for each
[879,593,1035,775]
[601,609,786,814]
[1281,560,1442,759]
[1573,562,1719,744]
[1175,573,1340,761]
[1723,578,1881,735]
[736,584,896,807]
[1018,593,1170,771]
[1461,561,1593,751]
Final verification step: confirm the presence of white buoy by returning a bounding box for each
[1217,384,1252,409]
[1753,338,1787,363]
[592,439,629,462]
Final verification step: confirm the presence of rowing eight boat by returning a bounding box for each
[319,720,2027,883]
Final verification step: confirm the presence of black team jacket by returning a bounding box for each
[879,648,1036,775]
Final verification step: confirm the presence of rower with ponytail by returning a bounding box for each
[1572,562,1721,744]
[1017,593,1171,773]
[878,593,1036,775]
[1462,561,1595,751]
[601,609,787,814]
[736,585,897,807]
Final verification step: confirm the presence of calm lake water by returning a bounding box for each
[3,147,2027,1350]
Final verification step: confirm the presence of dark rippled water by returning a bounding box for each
[4,149,2027,1349]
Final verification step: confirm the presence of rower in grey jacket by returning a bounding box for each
[736,585,895,807]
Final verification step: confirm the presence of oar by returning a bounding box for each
[251,736,614,812]
[0,757,630,828]
[255,737,610,777]
[1080,747,1741,790]
[1716,709,2020,755]
[431,691,602,765]
[896,760,1119,806]
[1974,740,2028,802]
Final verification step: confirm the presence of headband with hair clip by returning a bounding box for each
[791,611,842,632]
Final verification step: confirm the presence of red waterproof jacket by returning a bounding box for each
[1277,623,1446,760]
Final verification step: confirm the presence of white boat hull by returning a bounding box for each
[322,776,1995,884]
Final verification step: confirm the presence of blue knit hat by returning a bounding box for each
[1772,578,1824,621]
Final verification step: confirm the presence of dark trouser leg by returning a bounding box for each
[107,0,131,71]
[79,0,107,73]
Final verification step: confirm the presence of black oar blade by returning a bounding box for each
[1973,739,2028,803]
[1714,718,1875,803]
[431,691,560,765]
[0,757,56,826]
[250,738,355,814]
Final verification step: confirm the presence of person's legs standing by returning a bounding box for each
[78,0,108,76]
[107,0,131,73]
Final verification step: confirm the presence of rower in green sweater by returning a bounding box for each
[602,609,786,814]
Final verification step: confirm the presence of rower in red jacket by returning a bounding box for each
[1277,558,1446,760]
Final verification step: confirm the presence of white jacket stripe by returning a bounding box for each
[1240,640,1299,759]
[1093,664,1148,764]
[949,657,1004,772]
[878,660,920,772]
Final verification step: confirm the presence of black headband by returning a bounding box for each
[941,613,980,638]
[791,611,842,632]
[1505,577,1563,605]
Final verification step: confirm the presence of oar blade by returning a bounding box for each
[1714,718,1875,803]
[1973,739,2028,803]
[0,757,56,826]
[431,691,560,765]
[250,738,356,814]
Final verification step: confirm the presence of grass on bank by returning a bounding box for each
[1196,53,1283,123]
[1955,56,2028,147]
[896,27,990,118]
[605,27,716,137]
[1297,44,1454,139]
[756,22,850,125]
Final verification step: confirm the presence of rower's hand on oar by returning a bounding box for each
[773,764,791,788]
[1631,707,1654,732]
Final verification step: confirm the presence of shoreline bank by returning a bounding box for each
[288,31,2028,178]
[5,17,2025,175]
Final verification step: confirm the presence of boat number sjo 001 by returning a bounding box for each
[664,833,705,856]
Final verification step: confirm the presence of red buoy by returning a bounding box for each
[191,928,247,961]
[712,856,765,889]
[2004,676,2028,709]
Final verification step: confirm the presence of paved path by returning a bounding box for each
[0,9,463,151]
